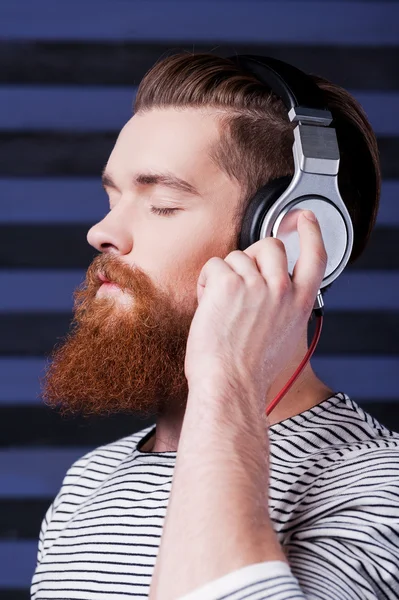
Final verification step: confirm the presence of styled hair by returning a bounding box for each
[135,52,381,291]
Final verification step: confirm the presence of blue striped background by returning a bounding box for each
[0,0,398,594]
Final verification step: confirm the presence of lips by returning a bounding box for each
[97,272,122,295]
[98,272,112,284]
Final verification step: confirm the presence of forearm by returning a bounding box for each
[149,380,287,600]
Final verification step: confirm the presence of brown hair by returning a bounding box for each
[135,52,381,290]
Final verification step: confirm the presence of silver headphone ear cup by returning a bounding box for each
[271,197,350,286]
[239,178,352,289]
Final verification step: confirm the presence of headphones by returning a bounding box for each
[227,55,354,313]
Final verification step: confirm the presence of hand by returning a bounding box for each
[184,209,328,409]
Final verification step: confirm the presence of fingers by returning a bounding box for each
[196,257,238,303]
[198,210,326,310]
[242,237,290,292]
[219,230,292,294]
[291,210,328,305]
[225,210,326,308]
[224,250,262,282]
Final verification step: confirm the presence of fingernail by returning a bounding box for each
[303,210,317,223]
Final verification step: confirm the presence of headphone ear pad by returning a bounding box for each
[238,176,292,251]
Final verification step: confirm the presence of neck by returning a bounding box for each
[142,327,334,453]
[141,368,334,455]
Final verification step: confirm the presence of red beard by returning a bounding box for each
[41,253,195,419]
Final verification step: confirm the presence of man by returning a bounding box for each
[31,53,399,599]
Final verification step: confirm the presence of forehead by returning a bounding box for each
[107,107,225,187]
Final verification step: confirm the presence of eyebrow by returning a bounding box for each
[101,168,201,197]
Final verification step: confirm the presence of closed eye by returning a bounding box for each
[150,206,180,216]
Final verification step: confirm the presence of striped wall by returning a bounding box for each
[0,1,398,597]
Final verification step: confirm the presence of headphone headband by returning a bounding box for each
[227,54,327,112]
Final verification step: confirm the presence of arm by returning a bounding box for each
[149,212,330,598]
[149,381,288,600]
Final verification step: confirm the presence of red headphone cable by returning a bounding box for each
[266,311,324,417]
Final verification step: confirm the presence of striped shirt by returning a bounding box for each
[31,392,399,599]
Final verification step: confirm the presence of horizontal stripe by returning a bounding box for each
[2,270,399,312]
[1,87,397,136]
[0,358,44,403]
[1,178,398,226]
[0,406,154,448]
[1,400,399,500]
[1,311,398,355]
[1,1,398,44]
[5,133,399,178]
[0,132,115,177]
[377,137,399,178]
[0,590,27,600]
[0,499,49,539]
[0,224,99,268]
[375,180,399,225]
[312,272,399,311]
[0,86,133,133]
[0,225,397,270]
[0,178,107,224]
[0,541,38,588]
[312,357,399,401]
[2,43,399,91]
[0,448,92,498]
[1,356,398,405]
[1,394,399,450]
[0,270,84,312]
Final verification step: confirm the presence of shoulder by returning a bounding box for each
[53,423,155,508]
[35,423,155,565]
[302,396,399,505]
[322,394,399,463]
[272,393,399,497]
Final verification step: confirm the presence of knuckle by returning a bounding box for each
[226,249,243,261]
[222,272,242,293]
[200,257,219,278]
[272,238,286,252]
[204,256,222,269]
[258,237,286,254]
[247,274,266,292]
[272,275,291,298]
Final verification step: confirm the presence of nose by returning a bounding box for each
[87,206,133,256]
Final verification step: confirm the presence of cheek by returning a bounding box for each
[170,218,233,274]
[130,210,237,308]
[163,228,237,309]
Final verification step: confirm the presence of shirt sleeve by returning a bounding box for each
[177,561,305,600]
[177,447,399,600]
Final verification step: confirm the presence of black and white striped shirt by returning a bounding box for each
[31,392,399,599]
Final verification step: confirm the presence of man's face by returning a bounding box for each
[41,107,241,419]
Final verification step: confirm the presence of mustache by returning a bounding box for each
[73,253,171,318]
[84,254,145,294]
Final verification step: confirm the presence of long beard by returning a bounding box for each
[41,254,194,419]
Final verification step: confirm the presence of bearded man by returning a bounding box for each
[31,53,399,600]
